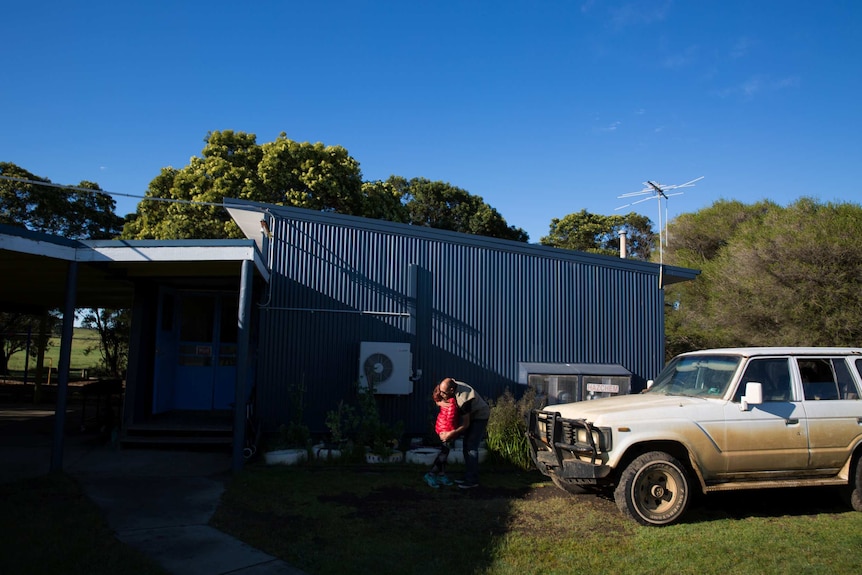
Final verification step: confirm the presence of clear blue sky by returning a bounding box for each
[2,1,860,242]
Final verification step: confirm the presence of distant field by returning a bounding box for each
[5,327,104,378]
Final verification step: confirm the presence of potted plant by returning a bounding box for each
[315,400,356,460]
[355,384,404,463]
[264,379,311,465]
[264,421,311,465]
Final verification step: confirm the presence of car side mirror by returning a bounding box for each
[740,381,763,411]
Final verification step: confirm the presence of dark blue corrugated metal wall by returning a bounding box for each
[255,208,670,436]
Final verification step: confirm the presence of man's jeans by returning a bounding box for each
[462,417,488,484]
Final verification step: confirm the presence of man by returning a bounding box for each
[437,377,490,489]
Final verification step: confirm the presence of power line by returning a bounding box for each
[0,175,225,208]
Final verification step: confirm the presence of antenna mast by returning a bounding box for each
[616,176,703,266]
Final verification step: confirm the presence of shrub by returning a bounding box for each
[324,382,404,461]
[486,386,537,470]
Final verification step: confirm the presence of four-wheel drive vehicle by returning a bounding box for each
[527,347,862,525]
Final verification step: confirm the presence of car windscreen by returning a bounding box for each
[648,355,741,398]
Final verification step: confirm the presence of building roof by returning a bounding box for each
[224,197,700,286]
[0,224,268,312]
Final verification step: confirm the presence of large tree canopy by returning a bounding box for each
[0,162,123,238]
[664,198,862,357]
[122,131,527,242]
[389,176,528,241]
[540,209,655,260]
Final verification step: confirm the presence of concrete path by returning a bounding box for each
[1,404,307,575]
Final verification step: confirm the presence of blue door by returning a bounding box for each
[154,290,238,412]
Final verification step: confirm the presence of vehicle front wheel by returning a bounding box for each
[614,451,691,526]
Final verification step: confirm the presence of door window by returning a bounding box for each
[733,358,792,402]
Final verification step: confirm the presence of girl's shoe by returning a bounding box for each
[436,475,453,486]
[423,473,440,488]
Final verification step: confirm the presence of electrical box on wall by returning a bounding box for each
[518,362,632,406]
[358,341,413,395]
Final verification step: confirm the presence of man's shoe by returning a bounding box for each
[424,473,440,488]
[458,481,478,489]
[437,475,453,486]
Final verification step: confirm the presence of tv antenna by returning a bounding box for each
[616,176,703,265]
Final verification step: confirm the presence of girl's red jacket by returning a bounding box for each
[435,397,458,434]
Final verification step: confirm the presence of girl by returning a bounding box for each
[424,384,458,487]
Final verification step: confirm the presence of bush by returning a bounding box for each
[324,382,404,461]
[486,386,537,470]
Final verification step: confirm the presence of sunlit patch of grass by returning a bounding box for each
[213,463,862,575]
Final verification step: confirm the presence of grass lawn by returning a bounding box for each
[5,328,103,380]
[0,474,167,575]
[213,458,862,575]
[2,455,861,574]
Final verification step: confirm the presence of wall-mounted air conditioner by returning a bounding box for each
[358,341,413,395]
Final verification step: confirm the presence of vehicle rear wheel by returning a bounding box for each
[614,451,690,526]
[845,456,862,512]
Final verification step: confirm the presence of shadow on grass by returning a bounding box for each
[686,485,850,523]
[213,460,544,575]
[0,474,167,575]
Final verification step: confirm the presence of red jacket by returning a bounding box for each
[435,397,458,434]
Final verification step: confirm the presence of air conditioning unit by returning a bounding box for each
[358,342,413,395]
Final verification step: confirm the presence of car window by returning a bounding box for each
[733,358,792,402]
[834,359,860,399]
[648,355,740,397]
[798,358,860,400]
[799,358,840,400]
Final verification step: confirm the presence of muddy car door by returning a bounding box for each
[797,356,862,471]
[720,357,809,476]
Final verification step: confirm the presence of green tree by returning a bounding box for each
[390,176,528,241]
[257,134,363,214]
[540,209,654,259]
[709,198,862,346]
[79,309,129,378]
[0,162,123,238]
[360,180,408,223]
[663,198,862,356]
[124,131,365,240]
[663,199,776,356]
[0,314,34,376]
[123,131,262,239]
[0,162,124,382]
[123,131,529,243]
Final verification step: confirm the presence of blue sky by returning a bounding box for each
[2,1,860,242]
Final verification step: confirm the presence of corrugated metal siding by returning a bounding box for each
[257,211,669,436]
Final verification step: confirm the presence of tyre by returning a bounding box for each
[843,456,862,512]
[551,475,590,495]
[614,451,690,526]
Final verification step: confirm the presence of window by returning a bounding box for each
[650,355,740,398]
[733,358,792,402]
[799,358,860,400]
[799,358,840,400]
[529,374,578,406]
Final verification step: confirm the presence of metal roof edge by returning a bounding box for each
[0,225,81,260]
[222,198,700,283]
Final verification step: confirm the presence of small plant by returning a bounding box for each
[324,399,358,447]
[486,386,537,470]
[325,381,404,460]
[269,376,311,451]
[270,421,310,450]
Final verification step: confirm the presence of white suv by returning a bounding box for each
[527,347,862,525]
